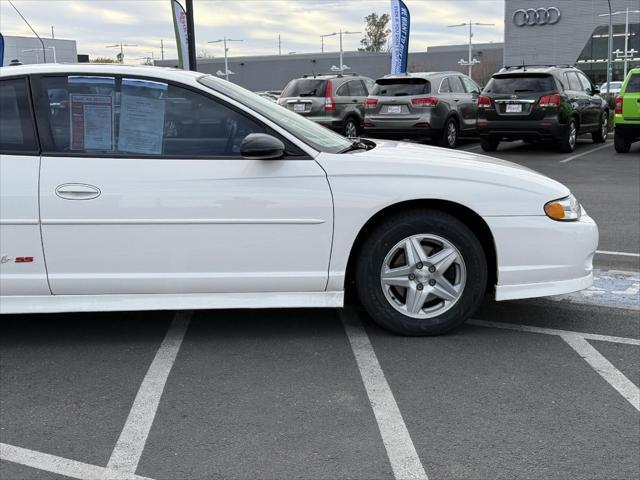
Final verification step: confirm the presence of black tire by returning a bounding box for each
[355,209,488,336]
[614,132,631,153]
[558,118,578,153]
[480,137,500,152]
[343,117,359,138]
[592,111,608,143]
[439,117,459,148]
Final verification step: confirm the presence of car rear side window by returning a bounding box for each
[372,78,430,96]
[626,74,640,93]
[35,75,264,157]
[484,74,556,94]
[0,78,38,153]
[564,72,583,92]
[348,80,367,96]
[449,77,465,93]
[281,79,327,98]
[335,82,350,97]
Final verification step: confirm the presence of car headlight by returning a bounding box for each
[544,194,582,221]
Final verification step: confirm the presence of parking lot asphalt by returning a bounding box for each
[1,136,639,480]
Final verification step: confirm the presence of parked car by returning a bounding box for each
[362,72,481,148]
[600,81,623,96]
[0,64,598,336]
[277,73,374,137]
[255,91,278,102]
[477,65,609,153]
[613,67,640,153]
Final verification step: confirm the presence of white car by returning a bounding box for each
[0,64,598,335]
[600,81,623,95]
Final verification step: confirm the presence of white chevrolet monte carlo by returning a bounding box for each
[0,64,598,335]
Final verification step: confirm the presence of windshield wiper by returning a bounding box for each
[338,138,373,154]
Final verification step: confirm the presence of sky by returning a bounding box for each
[0,0,505,63]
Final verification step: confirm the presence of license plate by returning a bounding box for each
[506,104,522,113]
[293,103,306,112]
[387,105,402,114]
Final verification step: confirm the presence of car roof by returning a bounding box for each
[0,63,206,83]
[496,65,579,76]
[376,71,462,81]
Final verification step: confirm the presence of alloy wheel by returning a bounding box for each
[380,234,466,319]
[447,121,457,147]
[345,120,358,138]
[601,114,608,140]
[569,121,577,149]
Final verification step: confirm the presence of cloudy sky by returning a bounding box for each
[1,0,504,62]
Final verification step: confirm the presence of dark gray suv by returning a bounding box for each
[277,73,374,137]
[362,72,481,148]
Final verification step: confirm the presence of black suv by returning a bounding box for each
[477,66,609,153]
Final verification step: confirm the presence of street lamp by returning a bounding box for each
[322,30,360,73]
[599,7,640,81]
[447,21,494,80]
[320,32,337,53]
[208,37,243,81]
[106,42,138,64]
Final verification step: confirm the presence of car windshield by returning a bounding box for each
[199,75,352,154]
[484,74,556,94]
[371,78,430,96]
[281,79,328,98]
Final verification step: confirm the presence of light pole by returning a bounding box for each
[208,37,243,81]
[106,42,138,64]
[599,7,640,81]
[322,30,359,73]
[320,32,336,53]
[447,20,494,80]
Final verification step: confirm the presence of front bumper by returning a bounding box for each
[486,213,599,301]
[478,118,568,141]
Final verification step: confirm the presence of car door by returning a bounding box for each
[460,76,480,133]
[32,73,333,295]
[450,76,475,132]
[0,76,50,297]
[347,80,368,125]
[564,72,589,130]
[576,71,601,127]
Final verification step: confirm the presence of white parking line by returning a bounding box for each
[596,250,640,258]
[0,443,154,480]
[468,319,640,346]
[340,309,429,480]
[460,144,482,151]
[561,334,640,412]
[559,142,612,163]
[105,311,191,477]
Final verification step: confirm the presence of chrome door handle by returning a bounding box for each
[55,183,101,200]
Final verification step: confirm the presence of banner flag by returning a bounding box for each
[0,33,4,67]
[171,0,190,70]
[390,0,410,74]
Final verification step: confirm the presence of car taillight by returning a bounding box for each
[364,98,378,109]
[324,79,335,111]
[615,95,623,114]
[539,94,561,108]
[477,95,492,108]
[411,97,438,107]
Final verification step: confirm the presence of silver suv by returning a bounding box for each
[363,72,481,148]
[277,73,374,137]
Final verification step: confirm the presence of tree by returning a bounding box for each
[90,56,117,63]
[359,13,391,52]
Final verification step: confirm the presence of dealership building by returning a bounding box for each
[1,35,78,65]
[504,0,640,83]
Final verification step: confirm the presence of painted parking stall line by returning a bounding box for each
[596,250,640,258]
[561,334,640,412]
[559,142,612,163]
[0,443,154,480]
[105,311,191,477]
[340,309,429,480]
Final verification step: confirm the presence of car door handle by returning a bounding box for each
[352,99,359,103]
[55,183,101,200]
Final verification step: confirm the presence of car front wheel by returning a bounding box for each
[355,209,487,336]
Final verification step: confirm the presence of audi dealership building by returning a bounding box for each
[504,0,640,83]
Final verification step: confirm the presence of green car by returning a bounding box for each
[614,67,640,153]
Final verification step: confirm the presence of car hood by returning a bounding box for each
[317,139,571,217]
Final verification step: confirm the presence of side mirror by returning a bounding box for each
[240,133,285,160]
[592,87,600,95]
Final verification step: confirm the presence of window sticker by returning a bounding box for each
[69,94,114,151]
[117,79,168,155]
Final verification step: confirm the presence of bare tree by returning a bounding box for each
[90,56,118,63]
[359,13,391,53]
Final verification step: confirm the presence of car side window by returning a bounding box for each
[461,77,480,94]
[363,78,375,94]
[449,77,465,93]
[439,77,452,93]
[335,82,350,97]
[565,72,582,92]
[348,80,366,97]
[576,72,593,93]
[36,75,265,157]
[0,78,39,153]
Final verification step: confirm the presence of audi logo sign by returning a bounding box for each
[513,7,561,26]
